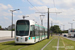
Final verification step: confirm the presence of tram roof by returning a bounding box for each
[17,19,47,29]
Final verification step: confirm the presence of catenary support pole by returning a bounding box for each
[47,8,50,39]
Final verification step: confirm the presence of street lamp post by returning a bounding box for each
[60,24,63,30]
[10,9,20,38]
[68,22,73,29]
[63,25,65,31]
[40,15,45,25]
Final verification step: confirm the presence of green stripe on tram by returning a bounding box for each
[33,37,35,39]
[29,35,46,40]
[35,24,45,28]
[29,37,35,39]
[35,24,39,26]
[36,36,39,38]
[35,24,47,29]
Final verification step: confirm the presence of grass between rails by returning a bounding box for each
[61,37,75,50]
[59,37,65,50]
[44,37,58,50]
[43,36,75,50]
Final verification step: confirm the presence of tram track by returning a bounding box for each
[61,37,67,50]
[41,38,54,50]
[17,44,31,50]
[18,46,28,50]
[57,37,59,50]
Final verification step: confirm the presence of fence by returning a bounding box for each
[0,30,15,37]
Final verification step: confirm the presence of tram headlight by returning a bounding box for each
[16,37,18,41]
[25,37,28,41]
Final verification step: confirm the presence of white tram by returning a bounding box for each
[68,29,75,37]
[15,19,47,44]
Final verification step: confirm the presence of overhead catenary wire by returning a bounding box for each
[53,0,56,12]
[53,0,58,22]
[27,0,40,12]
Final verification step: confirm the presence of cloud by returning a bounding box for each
[4,17,9,20]
[0,3,13,16]
[0,3,13,10]
[29,6,47,12]
[22,0,25,2]
[30,0,75,9]
[7,4,13,8]
[19,11,22,13]
[53,20,63,25]
[29,6,75,18]
[0,3,8,10]
[0,3,13,28]
[28,0,43,5]
[17,15,23,19]
[44,16,62,24]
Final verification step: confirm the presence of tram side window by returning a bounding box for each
[38,27,40,36]
[45,29,47,35]
[39,27,41,36]
[44,28,45,35]
[42,28,44,35]
[42,28,43,36]
[30,25,35,37]
[40,27,42,36]
[35,26,39,36]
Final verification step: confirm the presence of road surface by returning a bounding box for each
[63,36,75,41]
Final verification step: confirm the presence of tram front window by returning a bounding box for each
[16,20,29,36]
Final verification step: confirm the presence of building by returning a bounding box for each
[8,24,15,30]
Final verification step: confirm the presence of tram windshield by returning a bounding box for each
[16,20,29,36]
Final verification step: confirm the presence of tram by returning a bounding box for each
[15,19,47,44]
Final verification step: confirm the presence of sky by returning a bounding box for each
[0,0,75,30]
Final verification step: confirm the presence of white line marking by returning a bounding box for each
[41,38,54,50]
[57,37,59,50]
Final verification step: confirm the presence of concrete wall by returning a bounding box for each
[0,30,15,37]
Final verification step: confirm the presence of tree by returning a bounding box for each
[62,30,68,33]
[0,26,2,29]
[12,29,15,31]
[50,25,61,33]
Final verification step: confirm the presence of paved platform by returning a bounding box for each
[0,36,14,43]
